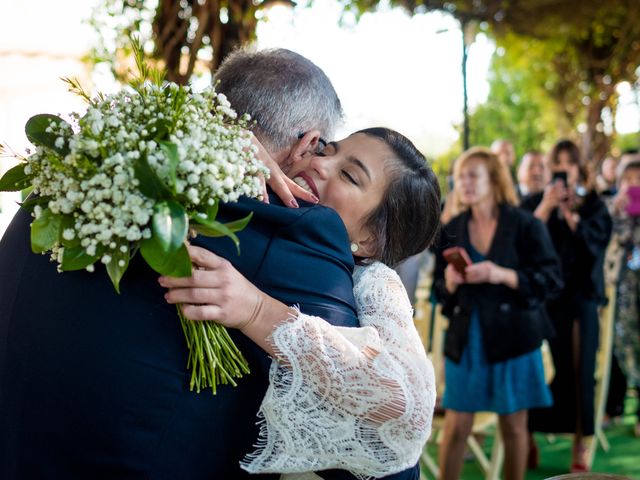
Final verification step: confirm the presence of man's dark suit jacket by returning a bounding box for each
[0,193,420,480]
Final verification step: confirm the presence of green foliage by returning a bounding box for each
[133,154,174,199]
[130,34,165,87]
[30,208,61,254]
[140,240,192,277]
[139,200,191,277]
[61,245,100,271]
[0,163,31,192]
[406,0,640,162]
[614,131,640,153]
[25,114,70,155]
[151,200,189,254]
[106,245,131,294]
[191,211,253,255]
[465,37,568,158]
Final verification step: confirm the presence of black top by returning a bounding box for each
[520,190,612,304]
[433,203,563,363]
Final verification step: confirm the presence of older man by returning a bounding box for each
[0,48,416,480]
[517,150,549,199]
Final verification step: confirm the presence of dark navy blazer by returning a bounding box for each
[0,195,419,480]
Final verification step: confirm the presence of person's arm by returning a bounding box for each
[162,251,435,478]
[574,196,613,260]
[532,181,566,223]
[465,261,519,289]
[511,215,564,306]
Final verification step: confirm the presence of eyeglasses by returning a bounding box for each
[298,132,328,154]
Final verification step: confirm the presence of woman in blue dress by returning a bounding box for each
[433,147,562,480]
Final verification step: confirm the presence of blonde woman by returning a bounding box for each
[433,147,562,480]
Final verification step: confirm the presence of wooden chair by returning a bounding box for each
[586,285,616,467]
[413,277,503,480]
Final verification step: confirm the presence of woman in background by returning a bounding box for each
[605,160,640,438]
[523,139,612,472]
[433,147,561,480]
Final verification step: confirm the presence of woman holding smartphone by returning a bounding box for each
[433,147,562,480]
[605,160,640,438]
[522,139,612,471]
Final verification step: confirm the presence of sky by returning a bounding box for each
[254,1,494,154]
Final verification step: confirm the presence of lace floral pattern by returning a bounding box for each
[241,262,436,478]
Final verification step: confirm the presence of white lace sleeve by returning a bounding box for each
[241,262,436,479]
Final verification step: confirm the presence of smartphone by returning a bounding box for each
[552,171,567,186]
[626,185,640,217]
[443,247,472,274]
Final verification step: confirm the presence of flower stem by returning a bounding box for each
[177,305,250,394]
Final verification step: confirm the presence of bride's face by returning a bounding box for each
[287,133,391,250]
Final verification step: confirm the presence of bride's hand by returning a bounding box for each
[159,245,264,330]
[251,134,319,208]
[159,245,290,357]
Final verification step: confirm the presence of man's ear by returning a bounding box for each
[284,130,323,170]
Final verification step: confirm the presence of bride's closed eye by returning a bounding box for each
[342,170,359,185]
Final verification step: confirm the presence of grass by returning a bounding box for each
[422,395,639,479]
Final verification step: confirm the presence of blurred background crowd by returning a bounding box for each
[401,138,640,479]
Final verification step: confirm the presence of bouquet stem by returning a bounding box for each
[177,305,250,394]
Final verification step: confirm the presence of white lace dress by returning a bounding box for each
[241,262,436,479]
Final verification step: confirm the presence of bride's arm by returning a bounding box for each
[161,244,435,476]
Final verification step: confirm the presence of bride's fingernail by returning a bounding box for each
[290,199,299,208]
[311,195,319,204]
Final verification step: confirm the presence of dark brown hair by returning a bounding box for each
[549,139,592,188]
[356,127,441,268]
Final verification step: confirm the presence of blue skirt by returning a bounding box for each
[442,311,553,415]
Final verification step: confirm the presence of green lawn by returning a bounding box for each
[423,395,639,479]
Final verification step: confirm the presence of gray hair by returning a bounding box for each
[214,48,343,153]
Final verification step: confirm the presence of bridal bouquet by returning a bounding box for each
[0,40,268,393]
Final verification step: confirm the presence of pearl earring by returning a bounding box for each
[350,243,359,253]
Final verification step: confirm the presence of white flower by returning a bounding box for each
[62,229,75,241]
[23,79,267,285]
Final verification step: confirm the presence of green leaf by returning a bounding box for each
[190,212,252,255]
[106,246,130,294]
[158,141,179,192]
[133,154,173,199]
[19,195,51,213]
[60,245,98,271]
[221,212,253,233]
[151,200,188,254]
[25,114,70,154]
[0,163,32,192]
[199,201,219,223]
[21,185,34,201]
[30,208,61,253]
[190,218,240,254]
[140,240,192,277]
[152,118,171,140]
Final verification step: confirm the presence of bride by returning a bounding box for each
[161,127,440,478]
